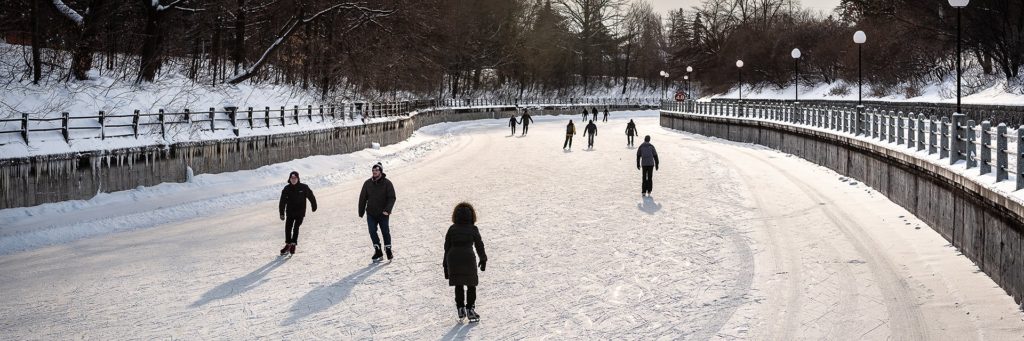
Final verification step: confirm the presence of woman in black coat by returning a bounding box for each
[443,202,487,321]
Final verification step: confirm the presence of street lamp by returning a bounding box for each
[791,48,801,103]
[853,30,866,135]
[736,60,744,101]
[686,66,693,99]
[660,70,669,100]
[949,0,969,113]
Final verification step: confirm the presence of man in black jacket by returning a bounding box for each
[636,136,660,196]
[583,120,598,149]
[279,171,317,255]
[359,162,397,261]
[520,110,534,136]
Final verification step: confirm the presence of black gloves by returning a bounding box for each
[280,214,285,221]
[312,206,317,212]
[478,260,486,271]
[655,165,659,170]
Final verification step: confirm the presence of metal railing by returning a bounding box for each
[0,97,658,147]
[664,100,1024,190]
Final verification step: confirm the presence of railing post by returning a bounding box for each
[209,108,216,132]
[997,123,1008,181]
[61,112,69,143]
[133,109,140,138]
[293,106,300,124]
[265,107,271,128]
[184,109,191,123]
[320,106,325,122]
[905,112,912,147]
[940,116,950,159]
[99,110,106,140]
[872,109,880,139]
[929,116,938,154]
[981,121,991,175]
[1018,126,1024,190]
[158,109,166,140]
[20,113,28,144]
[227,107,238,137]
[916,114,924,151]
[308,105,314,122]
[966,120,977,169]
[951,113,964,164]
[247,107,254,129]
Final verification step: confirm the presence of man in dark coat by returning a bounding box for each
[563,120,576,150]
[625,119,639,147]
[583,120,598,149]
[602,107,610,122]
[508,114,518,136]
[358,162,397,260]
[279,171,317,255]
[636,135,660,196]
[591,107,598,120]
[443,202,487,321]
[582,108,589,122]
[520,110,534,136]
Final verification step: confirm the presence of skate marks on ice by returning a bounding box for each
[282,262,388,326]
[441,320,479,340]
[190,257,289,308]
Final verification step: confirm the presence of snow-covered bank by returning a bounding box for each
[710,79,1024,106]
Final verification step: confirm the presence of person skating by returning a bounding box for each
[583,120,598,149]
[625,119,639,147]
[602,107,609,122]
[582,108,589,122]
[520,110,534,136]
[278,171,317,255]
[591,107,598,121]
[508,114,518,136]
[358,162,397,261]
[636,135,660,196]
[443,202,487,322]
[563,120,576,150]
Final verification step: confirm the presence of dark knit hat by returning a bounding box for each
[372,162,383,172]
[644,135,651,142]
[288,171,300,182]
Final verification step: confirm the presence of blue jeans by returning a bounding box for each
[367,214,391,246]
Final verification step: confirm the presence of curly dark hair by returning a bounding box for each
[451,202,476,224]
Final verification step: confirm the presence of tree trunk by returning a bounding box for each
[71,0,106,80]
[233,0,246,74]
[137,5,165,82]
[31,0,42,84]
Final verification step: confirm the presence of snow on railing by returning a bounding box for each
[0,97,658,149]
[662,100,1024,191]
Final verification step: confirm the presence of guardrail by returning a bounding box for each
[665,100,1024,191]
[0,98,658,147]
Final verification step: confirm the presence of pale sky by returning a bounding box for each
[646,0,842,17]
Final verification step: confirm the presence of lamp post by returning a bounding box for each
[686,66,693,99]
[949,0,969,114]
[853,30,866,135]
[736,60,744,116]
[659,70,669,101]
[791,48,801,103]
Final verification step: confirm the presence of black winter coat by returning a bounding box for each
[443,224,487,286]
[626,122,638,136]
[584,122,597,136]
[279,183,317,217]
[521,113,534,125]
[358,174,396,217]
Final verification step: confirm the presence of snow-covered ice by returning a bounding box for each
[0,111,1022,339]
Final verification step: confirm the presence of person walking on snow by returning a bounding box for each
[603,107,609,122]
[279,171,317,255]
[636,136,660,196]
[625,119,639,147]
[591,107,598,121]
[508,114,519,136]
[583,120,598,149]
[563,120,576,150]
[582,108,589,122]
[443,202,488,322]
[358,162,397,261]
[520,110,534,136]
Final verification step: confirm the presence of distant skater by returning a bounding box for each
[278,171,317,255]
[625,119,638,147]
[636,136,660,196]
[583,120,598,149]
[443,202,487,322]
[520,110,534,136]
[591,107,598,121]
[509,114,518,136]
[603,107,609,122]
[563,120,576,150]
[582,108,589,122]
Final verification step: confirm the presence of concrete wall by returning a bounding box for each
[660,111,1024,306]
[0,105,651,209]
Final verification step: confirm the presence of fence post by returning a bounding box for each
[1018,126,1024,190]
[951,113,964,164]
[966,120,976,169]
[247,107,254,129]
[320,106,325,122]
[279,106,286,126]
[293,106,300,124]
[981,121,991,175]
[940,116,950,159]
[61,112,69,143]
[917,114,925,151]
[227,107,239,136]
[929,116,938,155]
[20,113,29,144]
[99,110,106,140]
[184,108,191,124]
[997,123,1008,181]
[209,108,216,131]
[133,109,140,138]
[905,112,913,147]
[158,109,166,140]
[308,105,314,122]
